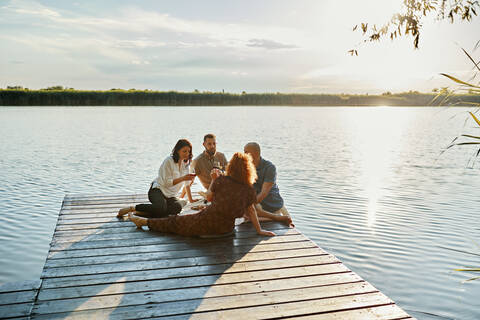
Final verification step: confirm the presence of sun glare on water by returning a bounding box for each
[344,107,412,228]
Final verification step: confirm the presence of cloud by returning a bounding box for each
[6,0,467,93]
[246,39,298,50]
[2,1,306,53]
[1,1,309,78]
[115,39,165,49]
[131,60,150,65]
[109,7,305,47]
[2,0,60,17]
[231,71,248,76]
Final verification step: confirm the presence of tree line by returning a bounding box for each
[1,88,479,106]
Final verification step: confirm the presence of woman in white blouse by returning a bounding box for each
[117,139,197,218]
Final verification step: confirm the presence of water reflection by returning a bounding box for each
[343,108,412,229]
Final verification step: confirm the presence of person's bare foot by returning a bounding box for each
[128,212,147,228]
[117,206,134,219]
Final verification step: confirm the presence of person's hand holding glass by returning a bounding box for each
[210,168,222,181]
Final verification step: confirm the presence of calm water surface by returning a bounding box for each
[0,107,479,319]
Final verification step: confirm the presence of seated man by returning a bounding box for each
[192,133,228,190]
[244,142,292,225]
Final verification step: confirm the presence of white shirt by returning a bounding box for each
[152,156,189,198]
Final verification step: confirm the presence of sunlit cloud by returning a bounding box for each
[131,60,151,65]
[3,2,303,50]
[2,0,60,17]
[114,39,166,49]
[231,71,248,76]
[246,39,298,50]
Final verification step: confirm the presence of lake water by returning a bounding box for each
[0,106,479,319]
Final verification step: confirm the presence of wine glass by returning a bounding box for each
[213,160,224,172]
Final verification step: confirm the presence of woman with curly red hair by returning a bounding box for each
[128,152,276,237]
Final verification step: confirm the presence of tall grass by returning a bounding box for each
[441,47,480,166]
[440,45,480,282]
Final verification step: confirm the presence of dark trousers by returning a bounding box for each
[135,185,183,218]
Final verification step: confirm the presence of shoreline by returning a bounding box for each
[1,89,479,107]
[0,105,475,108]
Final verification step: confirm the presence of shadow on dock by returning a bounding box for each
[31,195,310,319]
[25,194,412,319]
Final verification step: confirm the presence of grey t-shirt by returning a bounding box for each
[253,158,284,212]
[192,151,228,189]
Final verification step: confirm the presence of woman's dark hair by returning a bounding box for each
[171,139,193,163]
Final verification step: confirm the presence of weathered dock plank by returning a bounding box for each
[48,235,302,256]
[40,255,341,289]
[33,274,368,314]
[50,227,300,250]
[37,263,351,300]
[47,234,309,259]
[31,292,408,320]
[44,241,318,268]
[18,193,411,319]
[0,280,41,319]
[41,246,326,278]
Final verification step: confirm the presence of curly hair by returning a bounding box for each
[171,139,193,163]
[226,152,257,186]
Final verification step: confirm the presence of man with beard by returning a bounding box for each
[192,133,228,189]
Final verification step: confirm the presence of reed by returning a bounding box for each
[440,46,480,281]
[440,47,480,166]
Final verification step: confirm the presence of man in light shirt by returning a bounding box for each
[192,133,228,190]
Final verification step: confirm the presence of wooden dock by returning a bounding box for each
[3,194,413,319]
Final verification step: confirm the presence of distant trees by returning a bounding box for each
[0,88,479,106]
[44,85,65,90]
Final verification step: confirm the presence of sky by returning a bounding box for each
[1,0,479,94]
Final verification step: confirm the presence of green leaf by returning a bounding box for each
[461,101,480,106]
[440,73,480,88]
[455,268,480,272]
[464,276,480,282]
[469,112,480,127]
[461,134,480,139]
[475,39,480,51]
[455,142,480,146]
[461,47,480,72]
